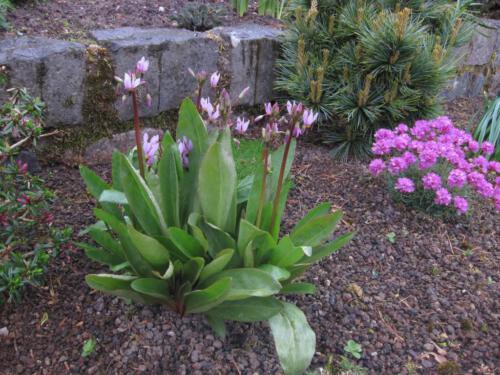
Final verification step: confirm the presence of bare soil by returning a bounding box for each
[1,0,281,41]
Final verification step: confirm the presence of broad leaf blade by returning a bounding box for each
[269,302,316,375]
[184,277,231,313]
[208,296,283,322]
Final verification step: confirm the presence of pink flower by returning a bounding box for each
[177,136,193,168]
[481,141,495,155]
[302,109,318,127]
[123,72,142,92]
[447,169,467,188]
[235,117,250,134]
[146,93,152,108]
[200,97,220,121]
[394,134,411,151]
[418,149,438,169]
[453,196,468,214]
[434,188,452,206]
[143,133,160,166]
[388,157,408,174]
[292,125,303,138]
[402,151,417,165]
[136,57,149,74]
[286,101,303,116]
[210,72,220,88]
[395,177,415,193]
[489,161,500,173]
[395,124,408,134]
[467,139,479,153]
[265,102,273,115]
[422,172,442,190]
[369,159,386,176]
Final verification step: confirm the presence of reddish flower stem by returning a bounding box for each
[132,91,145,178]
[256,146,270,228]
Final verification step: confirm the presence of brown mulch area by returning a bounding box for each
[0,98,499,374]
[1,0,281,42]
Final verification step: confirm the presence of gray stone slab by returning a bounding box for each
[465,19,500,66]
[0,37,86,126]
[91,27,219,120]
[214,24,284,106]
[84,127,164,165]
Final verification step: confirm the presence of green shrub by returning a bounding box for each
[0,88,71,304]
[276,0,475,159]
[79,59,353,374]
[173,2,226,31]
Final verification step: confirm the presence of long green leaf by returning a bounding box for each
[281,282,316,295]
[198,135,237,233]
[198,249,235,283]
[80,165,122,218]
[184,277,232,313]
[202,268,281,300]
[117,153,168,239]
[168,227,205,258]
[208,296,283,322]
[86,274,159,304]
[305,232,355,264]
[269,302,316,375]
[128,226,170,270]
[94,209,154,277]
[291,203,331,235]
[177,98,209,222]
[159,134,182,227]
[290,211,343,247]
[130,278,173,303]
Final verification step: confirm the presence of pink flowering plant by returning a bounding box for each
[369,116,499,215]
[79,58,352,374]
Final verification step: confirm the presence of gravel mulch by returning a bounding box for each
[1,0,281,42]
[0,98,499,375]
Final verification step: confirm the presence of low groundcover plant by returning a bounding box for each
[78,58,353,374]
[369,116,499,215]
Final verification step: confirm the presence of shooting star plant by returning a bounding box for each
[79,63,352,375]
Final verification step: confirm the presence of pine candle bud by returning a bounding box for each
[403,63,412,83]
[297,36,308,69]
[328,15,335,34]
[343,65,349,82]
[356,7,365,24]
[450,17,462,46]
[322,49,330,68]
[432,36,444,64]
[395,8,411,39]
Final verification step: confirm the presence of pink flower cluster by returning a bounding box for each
[368,116,499,214]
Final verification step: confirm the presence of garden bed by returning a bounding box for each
[1,0,281,41]
[1,98,498,375]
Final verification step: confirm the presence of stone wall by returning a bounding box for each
[0,20,499,130]
[442,19,500,100]
[0,24,284,128]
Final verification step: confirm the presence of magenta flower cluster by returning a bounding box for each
[368,116,499,214]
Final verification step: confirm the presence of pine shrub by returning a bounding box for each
[276,0,475,159]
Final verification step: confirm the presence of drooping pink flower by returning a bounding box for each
[422,172,442,190]
[292,125,303,138]
[235,117,250,134]
[210,71,220,88]
[369,159,386,176]
[200,97,220,121]
[453,195,468,214]
[395,177,415,193]
[143,133,160,166]
[302,109,318,128]
[434,188,452,206]
[177,136,193,168]
[136,57,149,74]
[123,72,142,92]
[286,101,303,116]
